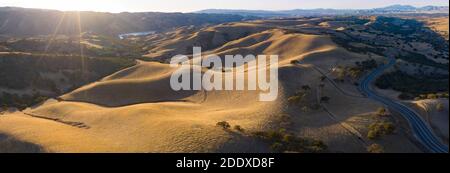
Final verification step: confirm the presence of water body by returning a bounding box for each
[118,31,156,39]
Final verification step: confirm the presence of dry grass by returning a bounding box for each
[0,19,424,152]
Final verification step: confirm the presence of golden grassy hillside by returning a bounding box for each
[422,17,449,40]
[0,19,421,153]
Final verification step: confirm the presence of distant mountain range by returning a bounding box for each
[0,5,448,36]
[197,5,449,17]
[0,7,253,36]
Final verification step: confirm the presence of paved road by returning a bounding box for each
[359,57,449,153]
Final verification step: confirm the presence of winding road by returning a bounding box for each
[359,57,449,153]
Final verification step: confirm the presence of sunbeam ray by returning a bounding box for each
[76,11,86,83]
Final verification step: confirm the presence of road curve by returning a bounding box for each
[359,57,449,153]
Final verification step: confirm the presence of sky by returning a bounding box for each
[0,0,449,13]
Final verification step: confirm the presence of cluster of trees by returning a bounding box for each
[0,34,143,58]
[2,38,83,54]
[0,54,135,90]
[367,121,395,140]
[413,93,449,101]
[216,121,245,133]
[356,59,378,70]
[366,108,396,140]
[395,52,448,70]
[340,59,379,81]
[0,54,136,109]
[0,92,48,110]
[252,128,327,153]
[370,16,448,53]
[370,17,424,37]
[287,85,322,111]
[216,120,328,153]
[331,34,385,56]
[375,71,449,99]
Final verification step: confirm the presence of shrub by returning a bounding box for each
[216,121,231,130]
[290,60,300,64]
[233,125,245,132]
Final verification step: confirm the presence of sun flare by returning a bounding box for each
[21,0,123,12]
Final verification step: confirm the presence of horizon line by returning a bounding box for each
[0,4,449,14]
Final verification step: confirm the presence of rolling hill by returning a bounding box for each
[0,18,432,152]
[197,5,449,17]
[0,7,253,37]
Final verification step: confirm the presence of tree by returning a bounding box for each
[436,103,445,112]
[382,122,395,134]
[367,144,384,153]
[288,95,303,105]
[320,96,331,103]
[376,107,387,116]
[216,121,231,130]
[270,142,285,153]
[301,106,309,113]
[427,93,438,99]
[288,91,307,105]
[336,69,346,82]
[282,134,294,143]
[301,85,311,91]
[398,93,414,100]
[348,68,362,79]
[367,130,379,140]
[320,76,326,81]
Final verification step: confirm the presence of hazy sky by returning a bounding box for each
[1,0,449,13]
